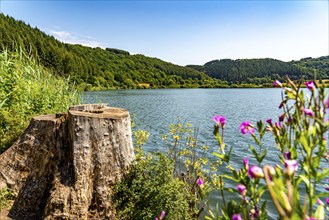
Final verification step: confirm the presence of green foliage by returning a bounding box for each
[189,58,306,84]
[114,123,209,219]
[0,49,79,152]
[112,153,191,220]
[162,120,210,217]
[3,14,325,89]
[264,77,329,219]
[292,55,329,79]
[207,77,329,220]
[105,48,130,56]
[0,187,14,210]
[114,78,329,219]
[0,13,224,90]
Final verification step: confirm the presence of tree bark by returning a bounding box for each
[0,104,134,219]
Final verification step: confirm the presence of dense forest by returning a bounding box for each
[0,14,225,90]
[0,13,327,89]
[187,58,325,85]
[291,56,329,80]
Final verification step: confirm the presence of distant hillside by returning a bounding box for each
[291,56,329,79]
[0,14,224,90]
[187,58,311,84]
[2,14,326,89]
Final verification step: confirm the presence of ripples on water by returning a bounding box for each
[82,88,298,219]
[83,88,282,162]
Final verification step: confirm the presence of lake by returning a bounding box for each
[82,88,288,218]
[83,88,283,161]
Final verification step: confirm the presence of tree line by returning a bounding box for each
[1,13,327,89]
[0,14,226,90]
[291,56,329,80]
[187,57,327,85]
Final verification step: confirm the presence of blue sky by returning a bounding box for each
[1,0,328,65]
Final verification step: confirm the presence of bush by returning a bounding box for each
[0,49,80,152]
[112,152,191,219]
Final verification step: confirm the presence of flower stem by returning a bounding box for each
[219,176,226,207]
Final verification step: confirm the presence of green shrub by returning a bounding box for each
[0,49,79,152]
[112,153,191,220]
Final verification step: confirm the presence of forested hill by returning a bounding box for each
[187,58,312,84]
[291,56,329,79]
[1,14,327,89]
[0,14,224,90]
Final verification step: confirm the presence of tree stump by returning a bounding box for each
[0,104,134,219]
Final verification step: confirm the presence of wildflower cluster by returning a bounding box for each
[207,77,329,220]
[162,119,210,217]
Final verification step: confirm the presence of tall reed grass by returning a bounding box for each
[0,49,80,152]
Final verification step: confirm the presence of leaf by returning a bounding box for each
[257,185,267,197]
[223,187,235,193]
[287,91,296,99]
[257,120,266,139]
[307,125,316,136]
[212,152,225,160]
[315,191,329,198]
[0,97,8,108]
[261,201,267,211]
[312,156,320,170]
[221,174,239,182]
[316,169,329,182]
[299,135,310,155]
[213,124,219,136]
[299,174,310,188]
[249,145,260,163]
[226,145,233,162]
[259,148,268,164]
[213,125,222,146]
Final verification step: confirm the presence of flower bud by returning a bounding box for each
[273,80,282,87]
[197,178,204,188]
[248,165,264,179]
[160,210,165,220]
[284,160,298,176]
[237,184,246,197]
[279,113,286,122]
[231,214,242,220]
[266,118,273,126]
[243,157,249,170]
[303,108,314,117]
[305,81,315,91]
[269,166,276,176]
[284,151,291,160]
[265,125,272,131]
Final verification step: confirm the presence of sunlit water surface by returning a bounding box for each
[82,88,324,219]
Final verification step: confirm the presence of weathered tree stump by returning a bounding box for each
[0,104,134,219]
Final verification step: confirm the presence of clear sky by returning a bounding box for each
[0,0,328,65]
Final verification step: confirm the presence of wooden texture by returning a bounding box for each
[0,104,134,219]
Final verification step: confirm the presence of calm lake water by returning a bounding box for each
[83,88,287,217]
[83,88,283,163]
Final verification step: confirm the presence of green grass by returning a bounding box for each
[0,49,80,152]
